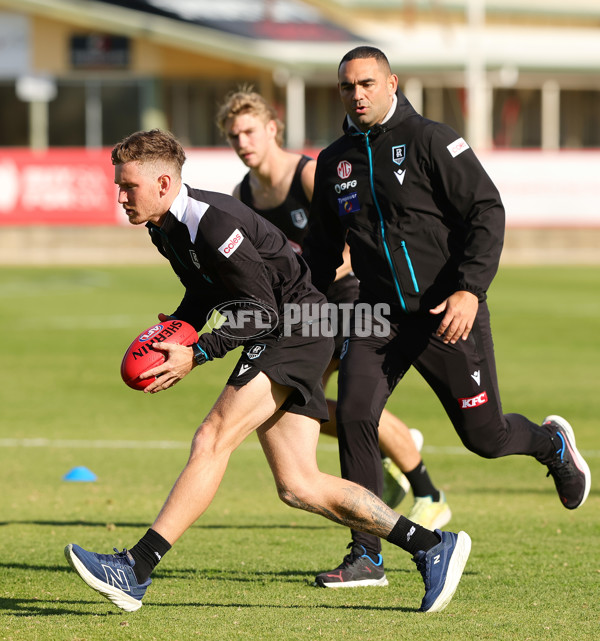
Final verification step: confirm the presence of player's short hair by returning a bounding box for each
[111,129,186,179]
[338,46,392,75]
[216,87,285,147]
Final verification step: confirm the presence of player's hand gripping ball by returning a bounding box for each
[121,320,198,390]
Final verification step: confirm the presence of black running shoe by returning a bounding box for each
[544,415,591,509]
[314,543,388,588]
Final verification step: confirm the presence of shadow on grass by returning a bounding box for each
[0,561,411,583]
[151,564,415,581]
[0,596,417,616]
[0,520,331,530]
[0,597,111,617]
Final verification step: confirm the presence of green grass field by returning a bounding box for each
[1,265,598,641]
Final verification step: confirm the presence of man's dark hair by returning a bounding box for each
[338,46,391,74]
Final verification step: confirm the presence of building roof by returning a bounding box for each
[1,0,599,78]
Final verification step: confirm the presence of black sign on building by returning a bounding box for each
[70,35,130,69]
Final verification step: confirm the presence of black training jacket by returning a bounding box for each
[303,93,505,314]
[147,185,323,360]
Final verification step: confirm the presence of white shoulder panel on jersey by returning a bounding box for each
[181,197,210,244]
[169,186,209,243]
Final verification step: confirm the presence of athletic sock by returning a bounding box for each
[405,460,440,501]
[386,516,441,556]
[129,528,172,583]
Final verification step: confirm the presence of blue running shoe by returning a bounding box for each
[64,543,151,612]
[412,529,471,613]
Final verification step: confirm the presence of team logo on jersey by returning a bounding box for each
[246,343,266,360]
[392,145,406,166]
[447,137,470,158]
[337,160,352,179]
[340,338,349,360]
[290,208,308,229]
[218,229,244,258]
[392,145,407,186]
[189,249,201,269]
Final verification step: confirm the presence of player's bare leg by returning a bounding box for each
[259,411,397,538]
[259,386,468,610]
[151,373,290,544]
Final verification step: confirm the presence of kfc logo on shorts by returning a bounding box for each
[458,391,488,409]
[218,229,244,257]
[337,160,352,179]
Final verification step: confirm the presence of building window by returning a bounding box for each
[493,89,541,148]
[101,82,140,146]
[48,84,86,147]
[0,83,28,146]
[561,90,600,148]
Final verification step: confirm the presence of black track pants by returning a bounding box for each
[336,301,554,556]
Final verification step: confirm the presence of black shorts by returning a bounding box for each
[325,273,360,359]
[226,325,334,422]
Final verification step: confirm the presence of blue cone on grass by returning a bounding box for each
[63,466,97,482]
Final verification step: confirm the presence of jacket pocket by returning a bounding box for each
[393,240,420,294]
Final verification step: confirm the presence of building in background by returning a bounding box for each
[0,0,599,151]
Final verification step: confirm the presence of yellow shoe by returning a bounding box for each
[382,457,410,509]
[406,491,452,530]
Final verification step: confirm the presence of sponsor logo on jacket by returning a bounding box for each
[335,179,357,193]
[337,160,352,179]
[337,192,360,216]
[218,229,244,257]
[458,390,488,409]
[447,137,470,158]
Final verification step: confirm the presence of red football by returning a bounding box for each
[120,319,198,390]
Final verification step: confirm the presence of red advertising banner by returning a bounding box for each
[0,148,122,225]
[1,148,598,227]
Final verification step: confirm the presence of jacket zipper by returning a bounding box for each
[364,132,407,311]
[401,240,419,293]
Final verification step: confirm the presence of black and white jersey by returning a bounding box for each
[147,184,325,360]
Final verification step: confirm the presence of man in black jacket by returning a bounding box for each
[216,87,452,528]
[64,128,471,614]
[303,46,591,588]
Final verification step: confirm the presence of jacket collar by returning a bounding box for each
[343,92,417,138]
